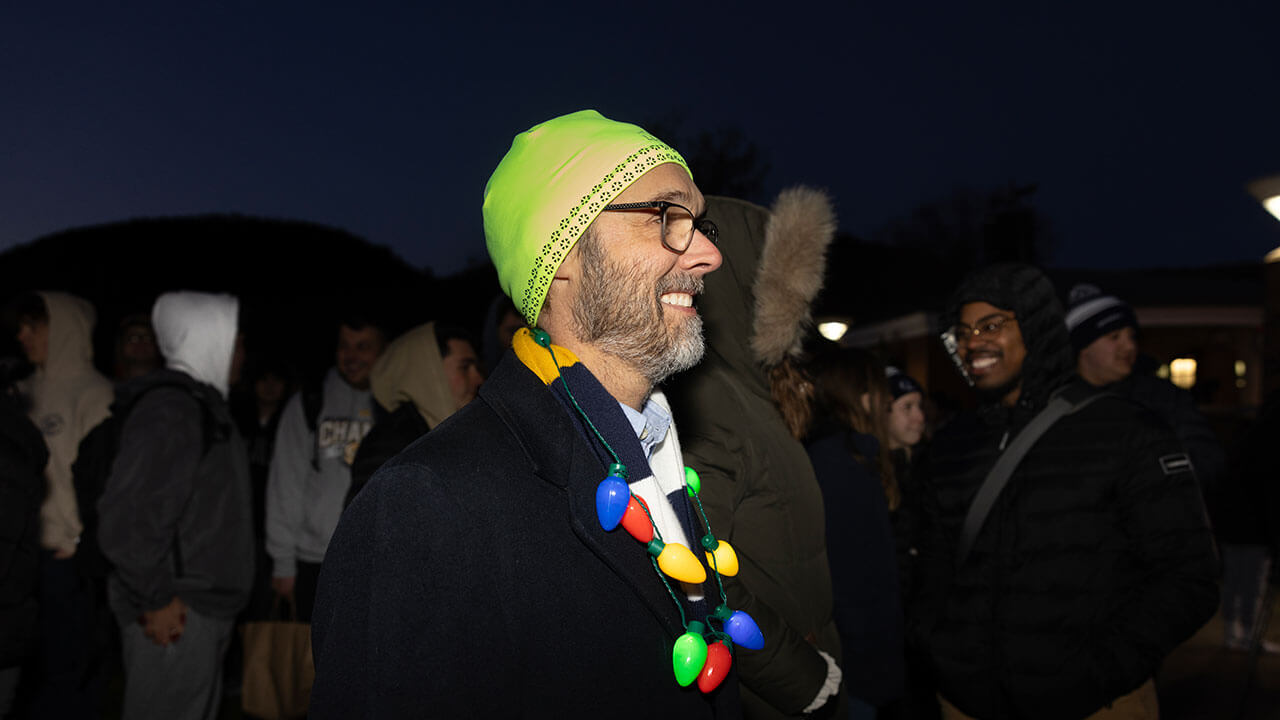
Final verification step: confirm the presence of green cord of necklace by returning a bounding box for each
[636,494,688,629]
[542,340,729,643]
[688,491,729,608]
[545,343,623,471]
[544,341,692,633]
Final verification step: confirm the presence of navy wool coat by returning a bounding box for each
[310,350,742,719]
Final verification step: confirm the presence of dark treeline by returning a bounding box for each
[0,215,501,383]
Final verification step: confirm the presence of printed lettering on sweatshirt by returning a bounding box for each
[318,413,373,467]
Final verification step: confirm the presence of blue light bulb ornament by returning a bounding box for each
[724,609,765,650]
[595,463,630,531]
[672,621,709,687]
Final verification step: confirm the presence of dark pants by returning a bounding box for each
[295,560,322,623]
[24,553,100,719]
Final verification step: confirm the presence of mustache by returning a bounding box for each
[656,274,704,296]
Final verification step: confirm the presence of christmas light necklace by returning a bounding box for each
[532,329,764,691]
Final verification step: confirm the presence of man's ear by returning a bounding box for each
[538,244,581,339]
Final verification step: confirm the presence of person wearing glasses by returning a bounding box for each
[310,111,739,718]
[909,263,1218,720]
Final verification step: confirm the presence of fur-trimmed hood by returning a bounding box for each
[686,187,836,398]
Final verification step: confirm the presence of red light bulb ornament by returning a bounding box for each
[595,464,630,531]
[672,621,709,687]
[697,640,733,693]
[619,495,654,543]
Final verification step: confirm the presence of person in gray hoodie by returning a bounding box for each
[97,291,254,720]
[265,315,383,621]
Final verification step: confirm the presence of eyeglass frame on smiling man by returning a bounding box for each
[950,313,1018,344]
[600,200,719,255]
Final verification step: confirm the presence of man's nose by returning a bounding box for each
[679,227,722,275]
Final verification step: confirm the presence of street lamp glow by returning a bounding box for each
[1247,175,1280,224]
[818,322,849,341]
[1264,196,1280,224]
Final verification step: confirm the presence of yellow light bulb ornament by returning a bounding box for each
[702,535,739,577]
[647,538,707,584]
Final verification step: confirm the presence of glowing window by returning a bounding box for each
[1170,358,1197,390]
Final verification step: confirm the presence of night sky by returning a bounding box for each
[5,3,1280,276]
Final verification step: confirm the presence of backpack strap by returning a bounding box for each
[955,384,1110,568]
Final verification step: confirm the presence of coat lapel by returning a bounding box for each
[479,352,690,637]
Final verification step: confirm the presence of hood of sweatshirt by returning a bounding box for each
[37,291,98,380]
[941,262,1073,416]
[370,321,457,429]
[152,291,239,398]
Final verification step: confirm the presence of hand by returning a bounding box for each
[140,596,188,648]
[272,575,296,600]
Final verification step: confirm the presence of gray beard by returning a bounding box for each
[570,236,706,386]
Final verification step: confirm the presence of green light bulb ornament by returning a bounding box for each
[672,621,709,687]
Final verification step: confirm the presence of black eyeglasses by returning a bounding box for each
[950,314,1017,343]
[600,200,719,254]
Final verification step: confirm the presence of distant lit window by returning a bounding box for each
[818,322,849,342]
[1156,364,1170,380]
[1170,358,1197,389]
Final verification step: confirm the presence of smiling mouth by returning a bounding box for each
[660,292,694,308]
[967,353,1000,374]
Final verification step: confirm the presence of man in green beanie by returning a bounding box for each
[311,110,741,718]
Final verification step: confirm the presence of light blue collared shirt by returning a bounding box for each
[618,397,672,461]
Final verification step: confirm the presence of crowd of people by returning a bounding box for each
[0,108,1275,720]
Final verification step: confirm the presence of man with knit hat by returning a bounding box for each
[1064,283,1141,388]
[312,110,739,717]
[1065,283,1224,496]
[910,264,1218,720]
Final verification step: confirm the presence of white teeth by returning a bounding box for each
[660,293,693,308]
[971,357,998,370]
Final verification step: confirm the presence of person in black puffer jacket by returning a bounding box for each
[909,263,1219,720]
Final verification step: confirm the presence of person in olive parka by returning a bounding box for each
[667,187,844,719]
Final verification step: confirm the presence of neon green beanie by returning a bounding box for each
[483,109,690,327]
